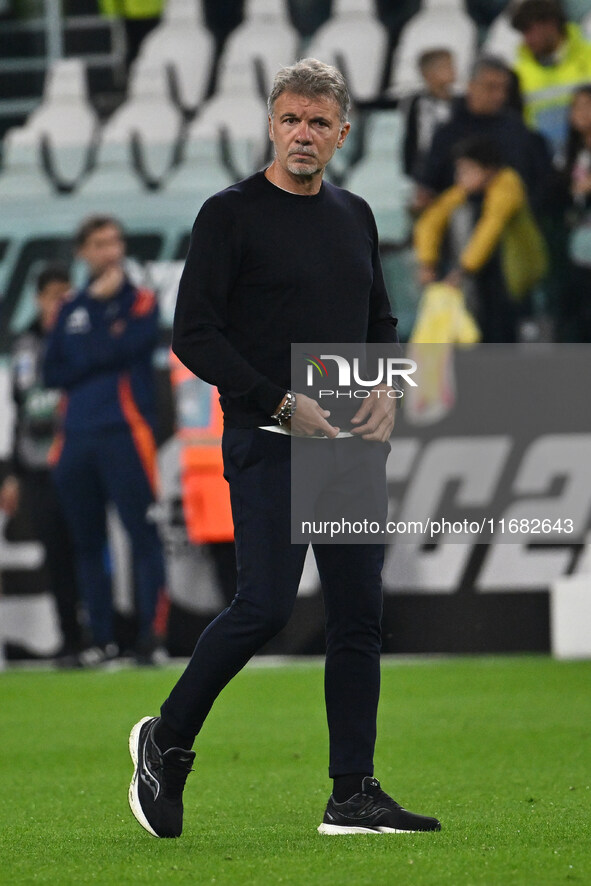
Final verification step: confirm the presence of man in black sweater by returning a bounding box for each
[128,58,441,839]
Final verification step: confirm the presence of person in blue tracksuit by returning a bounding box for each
[43,215,166,665]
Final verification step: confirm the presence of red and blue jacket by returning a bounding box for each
[43,278,160,435]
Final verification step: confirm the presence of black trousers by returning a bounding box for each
[20,471,81,650]
[161,428,387,777]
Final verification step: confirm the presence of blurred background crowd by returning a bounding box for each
[3,1,591,342]
[1,0,591,665]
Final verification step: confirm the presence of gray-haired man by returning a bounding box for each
[128,58,441,838]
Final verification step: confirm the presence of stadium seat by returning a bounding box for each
[186,57,270,178]
[0,128,55,199]
[564,0,591,21]
[7,58,99,192]
[76,138,145,195]
[165,133,234,199]
[217,0,300,98]
[136,0,215,116]
[326,107,364,184]
[389,0,478,96]
[344,110,413,243]
[82,58,184,191]
[306,0,390,103]
[481,11,522,65]
[582,9,591,39]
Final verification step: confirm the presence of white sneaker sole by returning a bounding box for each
[128,716,159,838]
[318,823,415,834]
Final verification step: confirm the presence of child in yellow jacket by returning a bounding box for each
[414,136,547,341]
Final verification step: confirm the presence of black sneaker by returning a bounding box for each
[128,716,195,838]
[318,777,441,834]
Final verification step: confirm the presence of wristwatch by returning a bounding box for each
[271,391,297,425]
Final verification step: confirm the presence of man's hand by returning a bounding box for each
[350,386,397,442]
[0,475,20,516]
[286,392,340,438]
[88,265,124,300]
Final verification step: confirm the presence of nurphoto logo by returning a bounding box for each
[303,352,417,399]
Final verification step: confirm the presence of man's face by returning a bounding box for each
[77,223,125,277]
[521,20,562,59]
[466,68,510,116]
[37,279,70,331]
[268,91,350,181]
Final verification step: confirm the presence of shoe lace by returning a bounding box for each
[162,753,194,800]
[364,780,401,811]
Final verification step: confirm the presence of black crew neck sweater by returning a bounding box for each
[172,171,398,428]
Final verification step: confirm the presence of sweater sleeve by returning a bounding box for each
[414,185,466,266]
[460,169,525,273]
[172,196,286,416]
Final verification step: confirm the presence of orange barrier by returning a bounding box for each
[170,352,233,544]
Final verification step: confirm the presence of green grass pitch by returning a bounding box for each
[1,655,590,886]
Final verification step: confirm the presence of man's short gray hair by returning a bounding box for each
[267,58,351,123]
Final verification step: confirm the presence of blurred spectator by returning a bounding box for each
[558,84,591,339]
[414,55,554,213]
[414,136,548,341]
[401,48,458,180]
[511,0,591,164]
[0,264,83,663]
[99,0,164,71]
[43,215,167,666]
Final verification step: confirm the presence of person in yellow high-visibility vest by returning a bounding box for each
[511,0,591,163]
[99,0,164,70]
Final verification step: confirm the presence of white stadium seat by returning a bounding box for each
[0,128,55,199]
[187,57,270,178]
[81,58,184,191]
[165,133,234,198]
[389,0,477,96]
[564,0,591,21]
[11,58,99,191]
[345,111,413,243]
[306,0,390,102]
[582,9,591,40]
[217,0,300,97]
[482,12,522,66]
[76,138,145,196]
[137,0,215,114]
